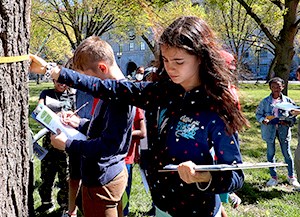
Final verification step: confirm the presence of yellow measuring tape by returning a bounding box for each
[0,55,29,64]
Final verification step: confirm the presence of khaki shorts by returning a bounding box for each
[82,168,128,217]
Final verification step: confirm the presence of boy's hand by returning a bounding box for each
[60,111,81,128]
[177,161,212,184]
[50,129,68,150]
[29,54,47,74]
[291,109,300,116]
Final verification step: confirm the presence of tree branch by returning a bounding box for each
[236,0,278,47]
[141,34,155,54]
[270,0,284,10]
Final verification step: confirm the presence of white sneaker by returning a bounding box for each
[266,178,278,187]
[287,177,300,188]
[229,192,241,208]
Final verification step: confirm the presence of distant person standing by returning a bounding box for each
[219,50,242,213]
[256,77,300,188]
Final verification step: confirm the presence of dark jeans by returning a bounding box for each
[123,164,133,215]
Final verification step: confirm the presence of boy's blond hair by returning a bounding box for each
[72,36,115,71]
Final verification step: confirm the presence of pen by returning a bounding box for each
[70,102,89,117]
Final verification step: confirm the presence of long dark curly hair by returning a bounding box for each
[156,16,249,134]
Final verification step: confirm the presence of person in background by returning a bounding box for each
[144,66,159,82]
[219,50,236,71]
[123,68,147,216]
[123,107,147,216]
[138,66,157,217]
[30,16,249,217]
[219,50,242,211]
[256,77,300,188]
[135,66,145,82]
[35,79,75,215]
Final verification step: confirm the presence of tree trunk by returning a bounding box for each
[272,0,298,95]
[0,0,31,216]
[273,44,295,95]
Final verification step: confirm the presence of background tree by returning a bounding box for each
[124,0,206,55]
[0,0,31,216]
[31,0,144,51]
[30,25,71,83]
[235,0,300,94]
[30,16,73,62]
[31,0,205,60]
[205,0,261,79]
[30,1,73,82]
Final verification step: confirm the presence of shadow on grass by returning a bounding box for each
[36,209,64,217]
[127,209,155,217]
[34,208,151,217]
[241,146,266,159]
[35,208,84,217]
[238,182,293,205]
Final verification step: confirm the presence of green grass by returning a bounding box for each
[29,82,300,216]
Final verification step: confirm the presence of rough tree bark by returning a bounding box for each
[0,0,31,216]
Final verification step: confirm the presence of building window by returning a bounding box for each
[140,42,146,50]
[260,64,268,75]
[116,44,123,59]
[129,42,134,51]
[260,49,268,58]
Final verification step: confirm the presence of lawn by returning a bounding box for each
[29,81,300,217]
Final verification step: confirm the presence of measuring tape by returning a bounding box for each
[0,55,29,64]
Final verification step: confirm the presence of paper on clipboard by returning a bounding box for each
[45,96,63,112]
[273,102,300,111]
[159,162,288,172]
[32,104,87,141]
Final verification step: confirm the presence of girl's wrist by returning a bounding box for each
[52,65,61,80]
[45,62,61,80]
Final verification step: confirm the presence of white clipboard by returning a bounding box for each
[159,162,288,172]
[32,104,86,141]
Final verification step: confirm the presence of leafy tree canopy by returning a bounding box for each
[30,0,73,62]
[31,0,206,60]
